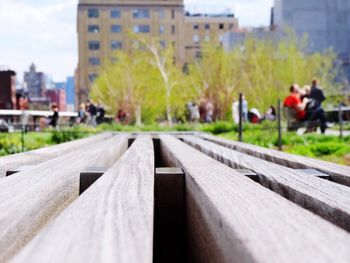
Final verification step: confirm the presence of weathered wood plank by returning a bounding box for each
[0,135,128,263]
[0,132,113,178]
[200,133,350,186]
[160,135,350,263]
[9,136,154,263]
[183,135,350,232]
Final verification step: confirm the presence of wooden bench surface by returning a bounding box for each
[0,135,128,263]
[0,132,114,178]
[10,136,154,263]
[160,135,350,263]
[200,133,350,186]
[1,132,349,262]
[183,135,350,232]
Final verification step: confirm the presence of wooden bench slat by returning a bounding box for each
[160,135,350,263]
[184,135,350,232]
[10,136,154,263]
[0,135,128,263]
[0,132,114,178]
[200,133,350,186]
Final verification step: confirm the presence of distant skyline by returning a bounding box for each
[0,0,274,82]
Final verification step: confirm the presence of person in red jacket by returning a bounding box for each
[284,84,308,121]
[284,84,327,133]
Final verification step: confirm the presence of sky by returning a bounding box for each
[0,0,274,82]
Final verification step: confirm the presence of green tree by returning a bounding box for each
[187,31,338,119]
[137,36,191,125]
[91,50,162,125]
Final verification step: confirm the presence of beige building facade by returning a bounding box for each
[77,0,238,103]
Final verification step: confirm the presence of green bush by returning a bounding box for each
[310,142,349,157]
[201,121,235,134]
[51,127,93,144]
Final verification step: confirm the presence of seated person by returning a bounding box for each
[284,84,308,121]
[284,84,327,133]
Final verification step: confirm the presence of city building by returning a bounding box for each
[0,68,17,109]
[23,64,54,110]
[223,27,276,51]
[66,77,76,111]
[23,63,51,100]
[46,89,67,111]
[273,0,350,88]
[76,0,238,103]
[184,12,238,60]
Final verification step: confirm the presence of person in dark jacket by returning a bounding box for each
[310,79,326,107]
[96,104,105,125]
[49,104,59,128]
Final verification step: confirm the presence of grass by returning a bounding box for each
[0,132,54,156]
[0,122,349,166]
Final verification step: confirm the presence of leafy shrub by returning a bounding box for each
[51,127,93,144]
[201,121,235,134]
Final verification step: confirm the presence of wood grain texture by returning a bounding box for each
[200,133,350,186]
[183,135,350,232]
[0,135,128,263]
[160,135,350,263]
[0,132,114,178]
[10,136,154,263]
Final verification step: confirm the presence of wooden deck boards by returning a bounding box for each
[200,133,350,186]
[183,135,350,232]
[160,135,350,263]
[9,136,154,263]
[0,135,128,263]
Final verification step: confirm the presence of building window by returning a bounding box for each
[133,9,150,19]
[133,25,150,33]
[171,9,175,19]
[159,25,165,34]
[160,41,166,48]
[229,23,235,30]
[171,25,176,34]
[89,74,98,83]
[193,24,199,30]
[89,57,100,66]
[205,24,210,30]
[219,35,224,42]
[193,35,199,44]
[111,25,122,33]
[111,9,121,18]
[158,9,165,19]
[195,51,202,59]
[219,23,224,30]
[88,41,100,50]
[88,25,100,33]
[111,41,122,50]
[205,35,210,42]
[88,8,99,18]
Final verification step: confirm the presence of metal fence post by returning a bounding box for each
[277,98,282,151]
[238,93,243,142]
[21,125,25,152]
[339,104,343,139]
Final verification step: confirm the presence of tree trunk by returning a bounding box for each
[135,104,142,126]
[166,91,173,126]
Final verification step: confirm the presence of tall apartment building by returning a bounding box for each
[77,0,238,103]
[273,0,350,55]
[273,0,350,87]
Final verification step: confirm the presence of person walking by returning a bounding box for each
[48,104,59,129]
[232,99,239,124]
[86,100,97,127]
